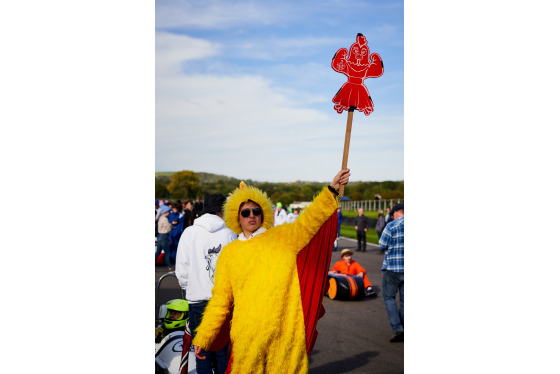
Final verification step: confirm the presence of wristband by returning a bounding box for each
[327,185,339,196]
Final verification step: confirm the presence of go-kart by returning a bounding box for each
[155,272,196,374]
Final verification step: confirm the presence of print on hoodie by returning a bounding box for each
[205,244,222,283]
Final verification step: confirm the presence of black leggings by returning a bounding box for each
[357,230,367,250]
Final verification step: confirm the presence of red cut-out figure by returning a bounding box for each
[331,33,384,115]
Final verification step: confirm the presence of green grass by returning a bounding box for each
[339,224,380,245]
[339,209,384,245]
[342,210,383,219]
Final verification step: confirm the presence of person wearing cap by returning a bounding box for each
[192,169,350,374]
[330,249,376,296]
[155,205,173,271]
[274,201,287,226]
[378,203,404,343]
[175,194,237,374]
[155,199,162,237]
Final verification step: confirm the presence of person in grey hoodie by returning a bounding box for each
[375,210,386,242]
[175,194,237,374]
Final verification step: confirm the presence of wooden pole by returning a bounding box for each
[339,107,355,197]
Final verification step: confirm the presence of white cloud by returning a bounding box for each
[229,36,347,60]
[155,0,282,30]
[155,32,221,75]
[156,66,403,181]
[155,0,403,32]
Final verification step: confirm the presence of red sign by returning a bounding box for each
[331,33,384,115]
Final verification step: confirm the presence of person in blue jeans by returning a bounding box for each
[188,301,230,373]
[155,205,173,271]
[378,203,404,342]
[168,203,184,264]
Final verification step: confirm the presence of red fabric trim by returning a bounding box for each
[206,311,231,351]
[225,342,233,374]
[297,212,339,355]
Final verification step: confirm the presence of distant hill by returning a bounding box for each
[156,171,402,184]
[155,172,175,178]
[196,172,242,184]
[156,171,241,184]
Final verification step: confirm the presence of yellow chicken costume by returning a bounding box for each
[192,184,338,374]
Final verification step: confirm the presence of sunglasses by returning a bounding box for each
[240,207,263,218]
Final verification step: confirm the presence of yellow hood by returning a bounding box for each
[223,182,274,235]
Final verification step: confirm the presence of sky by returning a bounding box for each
[155,0,403,183]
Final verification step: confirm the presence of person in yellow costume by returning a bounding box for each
[192,169,351,374]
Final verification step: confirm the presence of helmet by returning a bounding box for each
[161,299,189,330]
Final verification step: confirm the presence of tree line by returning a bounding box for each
[156,170,404,204]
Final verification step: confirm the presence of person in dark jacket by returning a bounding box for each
[354,208,369,252]
[193,197,204,219]
[182,199,195,232]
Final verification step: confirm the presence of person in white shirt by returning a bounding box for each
[175,194,237,374]
[286,207,301,223]
[274,202,287,226]
[286,207,294,223]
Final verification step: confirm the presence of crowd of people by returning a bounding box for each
[155,176,405,373]
[155,198,202,271]
[155,196,304,271]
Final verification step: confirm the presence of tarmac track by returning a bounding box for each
[155,236,403,373]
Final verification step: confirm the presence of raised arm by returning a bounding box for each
[329,169,351,194]
[276,169,350,252]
